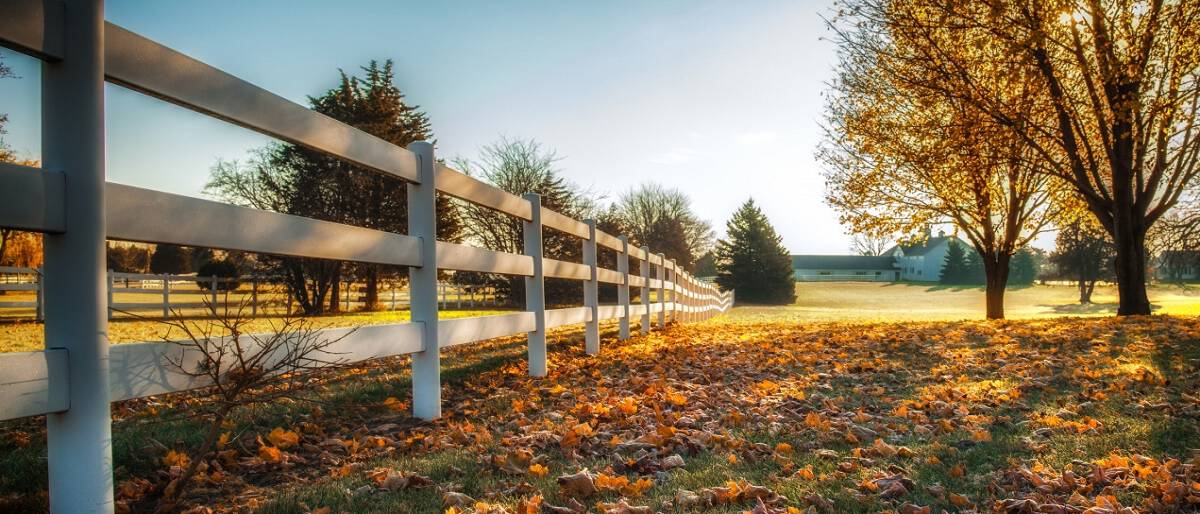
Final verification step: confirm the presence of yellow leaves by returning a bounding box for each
[162,450,190,468]
[665,391,688,406]
[267,427,300,449]
[726,453,738,464]
[383,396,407,412]
[616,397,638,415]
[592,473,653,497]
[970,429,993,442]
[804,411,832,431]
[753,379,781,396]
[547,384,567,395]
[775,442,794,455]
[258,445,282,463]
[528,463,549,477]
[216,432,231,449]
[795,465,816,480]
[949,492,972,507]
[949,463,965,477]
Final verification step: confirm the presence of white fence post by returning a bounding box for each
[407,141,440,420]
[617,236,630,340]
[211,276,219,314]
[35,267,44,322]
[656,254,665,329]
[583,219,599,355]
[640,246,650,335]
[522,193,547,377]
[161,275,170,318]
[42,0,115,509]
[668,259,677,324]
[106,271,114,320]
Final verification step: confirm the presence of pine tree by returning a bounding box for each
[150,244,191,274]
[964,250,986,285]
[1008,249,1038,286]
[940,240,967,284]
[715,199,795,304]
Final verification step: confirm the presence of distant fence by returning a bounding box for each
[795,273,894,282]
[0,267,499,320]
[0,3,731,511]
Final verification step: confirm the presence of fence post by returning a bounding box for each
[582,220,599,355]
[522,193,547,377]
[640,246,651,335]
[390,287,397,311]
[407,141,441,420]
[106,271,114,320]
[211,276,219,315]
[35,267,44,322]
[162,275,170,318]
[250,278,257,317]
[617,236,630,340]
[42,0,115,509]
[668,259,677,324]
[655,254,665,329]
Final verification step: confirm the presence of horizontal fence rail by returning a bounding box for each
[0,2,733,511]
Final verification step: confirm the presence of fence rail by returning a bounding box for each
[0,267,501,320]
[0,2,733,511]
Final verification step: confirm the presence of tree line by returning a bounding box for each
[822,0,1200,318]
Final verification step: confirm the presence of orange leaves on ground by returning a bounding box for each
[528,463,549,477]
[162,450,190,468]
[383,396,407,412]
[267,427,300,449]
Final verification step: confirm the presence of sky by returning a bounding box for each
[0,0,856,254]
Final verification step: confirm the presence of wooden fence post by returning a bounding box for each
[522,193,547,377]
[583,219,599,355]
[407,141,440,420]
[617,236,630,340]
[640,246,650,335]
[656,254,665,329]
[250,278,257,317]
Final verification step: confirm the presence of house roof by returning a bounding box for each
[887,236,961,257]
[791,255,897,271]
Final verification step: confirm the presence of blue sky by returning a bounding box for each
[0,0,850,253]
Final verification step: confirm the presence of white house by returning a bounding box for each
[792,231,971,283]
[884,232,969,282]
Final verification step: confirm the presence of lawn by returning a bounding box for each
[3,305,1200,513]
[729,282,1200,323]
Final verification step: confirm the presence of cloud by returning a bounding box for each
[735,131,780,146]
[649,147,707,165]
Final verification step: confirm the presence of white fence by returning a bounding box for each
[0,267,500,320]
[0,2,732,512]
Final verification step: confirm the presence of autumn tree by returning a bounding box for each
[455,137,597,305]
[715,199,795,304]
[1051,217,1115,303]
[823,7,1070,319]
[606,183,713,272]
[830,0,1200,315]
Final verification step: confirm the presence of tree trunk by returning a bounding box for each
[1078,276,1096,304]
[329,264,341,313]
[982,254,1011,320]
[364,265,379,310]
[1111,225,1151,315]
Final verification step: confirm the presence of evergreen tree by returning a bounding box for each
[964,250,986,285]
[940,240,968,284]
[1008,249,1038,286]
[149,244,191,274]
[715,199,795,304]
[1050,219,1114,303]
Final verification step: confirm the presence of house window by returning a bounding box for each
[875,271,882,275]
[819,271,832,276]
[855,271,867,275]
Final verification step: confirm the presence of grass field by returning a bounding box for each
[726,281,1200,323]
[2,285,1199,513]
